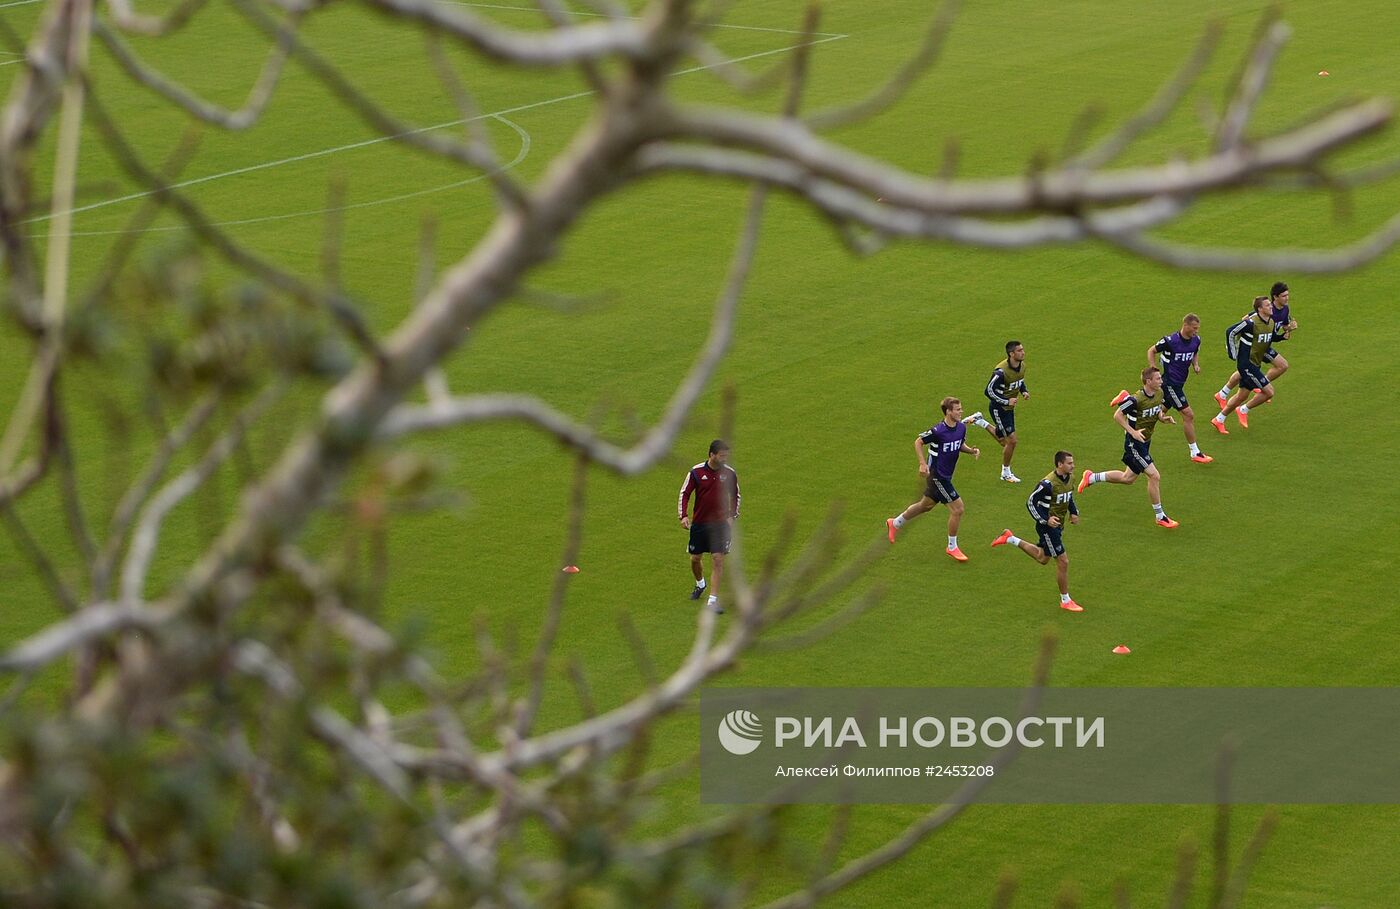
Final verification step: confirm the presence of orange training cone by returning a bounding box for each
[562,565,580,574]
[1112,645,1131,654]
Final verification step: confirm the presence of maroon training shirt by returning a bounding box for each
[677,461,741,524]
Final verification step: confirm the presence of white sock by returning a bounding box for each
[893,515,907,528]
[947,535,958,550]
[1218,384,1231,397]
[1213,413,1226,423]
[975,417,992,429]
[1008,535,1022,547]
[1002,466,1013,476]
[1060,593,1071,604]
[707,594,718,605]
[1091,472,1107,484]
[1239,404,1250,415]
[696,578,706,589]
[1152,503,1166,518]
[1189,442,1200,455]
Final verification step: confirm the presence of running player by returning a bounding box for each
[964,340,1028,483]
[1078,366,1180,528]
[1211,294,1276,433]
[991,450,1083,612]
[1215,282,1295,409]
[887,397,981,562]
[1144,314,1211,463]
[1113,313,1210,461]
[678,440,740,613]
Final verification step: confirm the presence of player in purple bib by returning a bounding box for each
[886,396,981,562]
[1110,314,1210,463]
[1152,314,1210,463]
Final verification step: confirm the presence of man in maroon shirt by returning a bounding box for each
[678,440,740,613]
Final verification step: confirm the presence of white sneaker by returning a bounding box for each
[961,411,983,425]
[1001,472,1022,483]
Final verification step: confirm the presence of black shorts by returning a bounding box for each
[688,522,731,555]
[1240,363,1271,392]
[988,406,1016,438]
[923,475,960,505]
[1122,437,1154,475]
[1262,347,1280,365]
[1162,383,1189,411]
[1037,524,1065,558]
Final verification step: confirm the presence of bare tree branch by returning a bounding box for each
[803,0,958,130]
[348,0,649,66]
[121,381,283,605]
[1214,13,1287,151]
[80,88,386,357]
[95,13,296,130]
[103,0,212,37]
[0,600,157,672]
[1096,210,1400,272]
[1066,21,1223,171]
[655,98,1392,215]
[93,392,220,598]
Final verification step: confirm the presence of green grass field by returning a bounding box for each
[4,0,1400,904]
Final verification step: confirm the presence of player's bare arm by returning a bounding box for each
[1114,408,1146,442]
[914,437,930,475]
[1147,343,1160,369]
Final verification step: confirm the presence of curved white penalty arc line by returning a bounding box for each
[42,115,531,238]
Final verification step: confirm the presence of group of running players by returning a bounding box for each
[676,282,1296,614]
[882,281,1297,612]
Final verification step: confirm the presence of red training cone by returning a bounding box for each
[562,565,580,574]
[1112,645,1131,655]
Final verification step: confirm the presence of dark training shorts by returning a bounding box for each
[989,406,1016,438]
[1037,524,1065,558]
[1122,437,1154,475]
[688,521,732,555]
[1240,363,1271,392]
[1163,383,1189,411]
[923,475,960,505]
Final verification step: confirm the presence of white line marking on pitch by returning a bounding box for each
[30,31,847,229]
[59,115,532,236]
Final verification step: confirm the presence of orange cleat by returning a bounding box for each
[991,529,1014,548]
[1077,469,1093,494]
[1209,418,1229,435]
[1155,516,1180,529]
[1060,599,1084,612]
[886,518,898,543]
[1190,453,1214,464]
[1236,410,1250,429]
[946,547,969,562]
[1214,391,1229,410]
[1109,389,1131,406]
